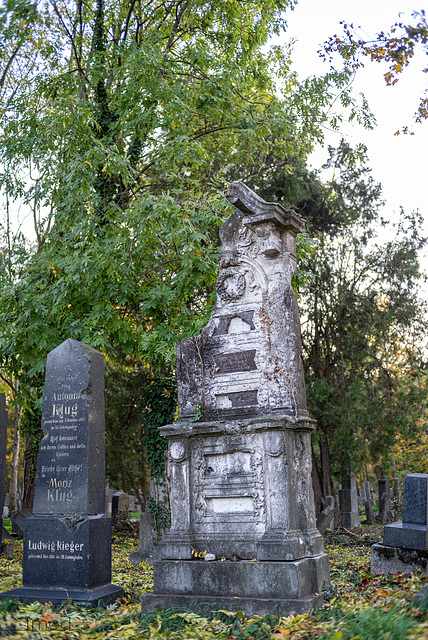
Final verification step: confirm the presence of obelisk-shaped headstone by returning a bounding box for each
[0,395,7,544]
[0,340,123,607]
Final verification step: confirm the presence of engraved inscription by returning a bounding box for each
[205,452,251,478]
[206,496,254,513]
[214,350,257,374]
[215,390,258,408]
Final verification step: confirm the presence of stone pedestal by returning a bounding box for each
[0,340,123,607]
[141,182,330,616]
[372,474,428,575]
[339,473,359,528]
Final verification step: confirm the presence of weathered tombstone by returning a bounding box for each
[378,478,393,523]
[112,491,130,516]
[0,339,123,607]
[0,395,7,548]
[372,473,428,575]
[141,181,330,617]
[130,511,156,564]
[317,496,335,534]
[339,473,360,528]
[364,481,374,525]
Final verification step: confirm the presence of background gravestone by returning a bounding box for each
[141,181,330,617]
[372,473,428,575]
[0,395,7,547]
[0,339,123,607]
[339,473,360,528]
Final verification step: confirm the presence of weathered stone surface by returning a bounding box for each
[371,542,428,575]
[129,512,156,564]
[317,496,335,534]
[143,182,330,617]
[10,509,33,536]
[0,396,7,547]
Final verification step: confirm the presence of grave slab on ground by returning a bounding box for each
[141,181,330,617]
[0,339,123,607]
[372,473,428,575]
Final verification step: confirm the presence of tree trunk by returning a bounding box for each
[21,426,43,510]
[9,402,21,512]
[319,432,339,526]
[311,443,324,518]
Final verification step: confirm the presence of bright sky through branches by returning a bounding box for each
[281,0,427,232]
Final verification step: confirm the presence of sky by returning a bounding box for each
[280,0,427,232]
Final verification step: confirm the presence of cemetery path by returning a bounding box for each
[0,529,426,639]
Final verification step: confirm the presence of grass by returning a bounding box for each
[0,527,425,638]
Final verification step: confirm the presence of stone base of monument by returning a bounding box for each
[371,543,428,575]
[383,522,428,550]
[0,514,124,608]
[141,556,329,617]
[0,584,124,609]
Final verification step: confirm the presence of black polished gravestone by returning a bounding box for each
[0,340,123,607]
[0,395,7,546]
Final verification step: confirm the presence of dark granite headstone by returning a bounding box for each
[372,474,428,575]
[0,395,7,547]
[0,340,123,607]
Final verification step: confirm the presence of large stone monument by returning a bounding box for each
[372,474,428,575]
[0,339,123,607]
[141,181,330,616]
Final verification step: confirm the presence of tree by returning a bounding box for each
[0,0,371,503]
[263,141,427,514]
[322,10,428,128]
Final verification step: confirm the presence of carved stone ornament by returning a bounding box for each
[216,268,246,302]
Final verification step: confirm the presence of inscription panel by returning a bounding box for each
[33,340,105,515]
[214,350,257,374]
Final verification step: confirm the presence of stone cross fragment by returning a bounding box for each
[0,339,123,607]
[141,181,330,617]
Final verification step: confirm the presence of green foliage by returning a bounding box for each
[296,142,427,491]
[322,10,428,127]
[341,604,414,640]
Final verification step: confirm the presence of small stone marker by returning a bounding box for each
[112,491,130,516]
[339,473,359,528]
[0,395,7,548]
[141,181,330,617]
[0,339,123,607]
[363,481,374,525]
[371,473,428,575]
[378,478,393,523]
[317,496,335,534]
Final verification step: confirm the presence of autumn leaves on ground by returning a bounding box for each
[0,529,425,639]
